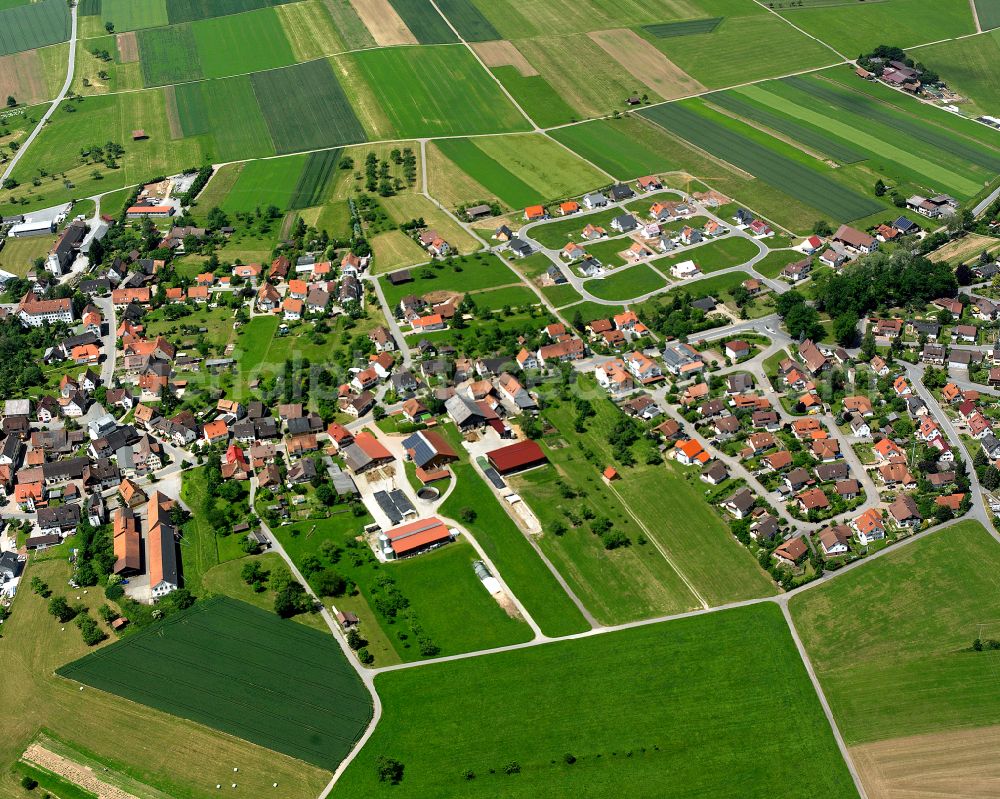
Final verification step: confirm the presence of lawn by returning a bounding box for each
[672,235,759,273]
[377,192,480,257]
[754,248,806,278]
[218,154,308,213]
[0,234,55,276]
[179,465,250,593]
[642,101,883,221]
[468,284,539,310]
[529,209,620,249]
[388,539,534,654]
[58,597,373,769]
[585,262,667,301]
[439,435,590,637]
[791,520,1000,745]
[775,0,974,54]
[0,558,332,799]
[651,13,837,89]
[100,0,167,31]
[0,0,70,57]
[380,253,519,307]
[251,58,367,153]
[332,603,860,798]
[348,45,530,137]
[193,6,296,78]
[386,0,457,43]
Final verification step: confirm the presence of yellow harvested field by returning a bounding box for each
[330,54,396,140]
[425,140,498,210]
[278,0,345,61]
[930,232,999,265]
[0,50,48,106]
[472,40,538,76]
[853,724,1000,799]
[116,31,139,63]
[588,28,704,100]
[348,0,417,45]
[370,229,428,270]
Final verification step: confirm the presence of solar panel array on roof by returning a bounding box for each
[389,489,416,517]
[402,432,435,468]
[484,467,506,489]
[373,490,402,525]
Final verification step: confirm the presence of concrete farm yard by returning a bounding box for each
[3,0,1000,797]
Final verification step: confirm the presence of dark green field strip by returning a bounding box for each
[642,17,723,38]
[435,0,499,41]
[975,0,1000,30]
[166,0,297,25]
[492,67,577,128]
[783,75,1000,174]
[0,0,70,56]
[174,74,277,161]
[58,598,372,770]
[137,24,203,87]
[708,90,868,165]
[435,137,539,207]
[641,102,882,221]
[289,148,342,209]
[551,118,681,179]
[80,0,101,15]
[251,59,367,153]
[386,0,458,43]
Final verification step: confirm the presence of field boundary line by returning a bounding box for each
[780,604,870,798]
[606,482,708,610]
[751,0,852,62]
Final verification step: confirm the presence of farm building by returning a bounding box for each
[379,517,453,560]
[486,440,548,475]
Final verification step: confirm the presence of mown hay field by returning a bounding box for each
[58,597,374,769]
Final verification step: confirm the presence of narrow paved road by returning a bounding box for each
[0,2,78,185]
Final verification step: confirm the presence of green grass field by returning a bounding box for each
[386,0,457,42]
[776,0,974,54]
[642,101,883,221]
[101,0,168,30]
[435,138,539,208]
[388,539,534,653]
[978,0,1000,30]
[651,13,837,89]
[332,603,860,798]
[791,520,1000,745]
[173,75,276,160]
[491,66,579,128]
[586,263,666,300]
[529,208,622,249]
[435,0,499,40]
[349,45,530,137]
[550,116,682,179]
[0,0,70,57]
[219,154,308,213]
[193,6,296,78]
[0,234,54,276]
[915,32,1000,116]
[251,58,366,153]
[58,597,373,769]
[381,254,519,307]
[166,0,298,25]
[676,235,760,273]
[643,17,722,37]
[137,23,202,87]
[754,248,806,278]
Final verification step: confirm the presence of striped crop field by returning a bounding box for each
[289,148,343,209]
[0,0,70,57]
[642,17,723,38]
[173,74,277,161]
[385,0,458,43]
[57,597,374,770]
[137,24,202,87]
[250,59,367,153]
[641,101,883,221]
[436,0,499,40]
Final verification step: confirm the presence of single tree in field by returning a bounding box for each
[5,96,16,108]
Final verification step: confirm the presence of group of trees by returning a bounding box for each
[369,572,439,657]
[634,290,727,341]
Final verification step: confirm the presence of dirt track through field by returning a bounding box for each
[852,724,1000,798]
[472,40,538,76]
[24,744,140,799]
[349,0,417,46]
[116,31,139,63]
[0,50,47,106]
[588,29,705,100]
